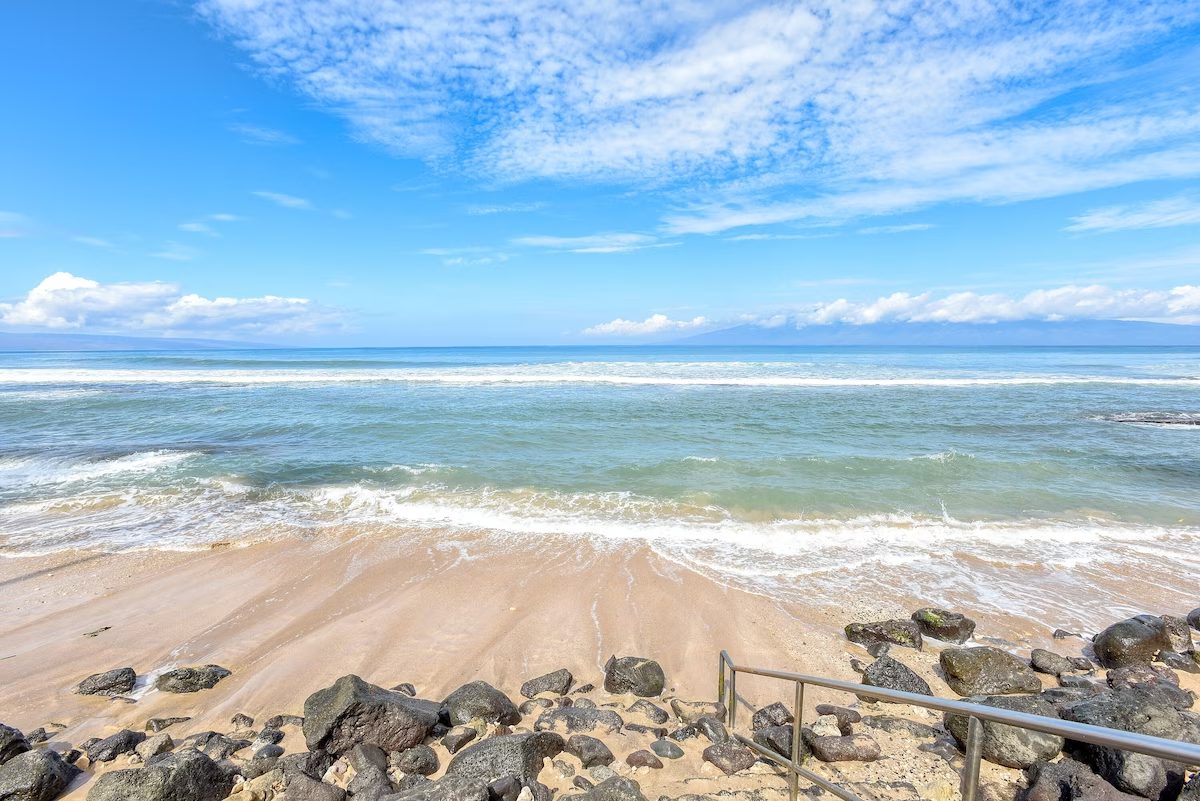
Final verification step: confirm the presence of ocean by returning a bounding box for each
[1,346,1198,619]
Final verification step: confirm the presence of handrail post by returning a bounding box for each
[728,668,738,729]
[961,716,983,801]
[717,653,726,714]
[789,680,804,801]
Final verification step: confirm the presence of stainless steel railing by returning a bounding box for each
[717,650,1200,801]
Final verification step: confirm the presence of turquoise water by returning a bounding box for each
[1,346,1198,618]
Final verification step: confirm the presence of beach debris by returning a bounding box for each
[1092,615,1172,669]
[154,665,231,694]
[520,669,573,699]
[911,607,976,644]
[944,695,1063,768]
[939,647,1042,696]
[81,626,111,638]
[303,675,440,756]
[77,667,136,696]
[844,618,923,650]
[602,656,664,698]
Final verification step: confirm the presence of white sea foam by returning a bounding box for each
[0,450,194,489]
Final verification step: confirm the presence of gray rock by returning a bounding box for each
[602,657,664,698]
[621,724,666,739]
[572,698,596,710]
[86,749,233,801]
[486,775,521,801]
[154,665,231,693]
[668,700,724,724]
[1093,616,1172,669]
[751,725,799,760]
[1030,649,1076,676]
[77,667,136,697]
[572,777,593,792]
[520,670,573,699]
[1181,772,1200,801]
[866,642,890,658]
[0,726,30,767]
[380,776,487,801]
[1158,651,1200,674]
[254,745,284,760]
[442,727,478,755]
[649,740,683,760]
[285,773,348,801]
[814,705,860,735]
[751,702,792,731]
[230,713,254,729]
[1023,758,1143,801]
[348,761,395,801]
[844,619,923,650]
[392,744,439,776]
[22,731,47,747]
[444,732,564,785]
[860,655,933,699]
[565,735,613,768]
[802,731,880,762]
[253,727,285,747]
[442,682,519,726]
[571,777,646,801]
[0,749,78,801]
[1160,615,1194,654]
[624,751,661,769]
[265,714,304,729]
[200,735,250,760]
[700,742,754,775]
[1106,664,1192,709]
[944,694,1063,768]
[626,700,668,725]
[134,734,174,761]
[939,647,1042,696]
[86,729,146,762]
[1188,608,1200,631]
[860,715,940,739]
[519,700,553,716]
[911,608,976,644]
[392,683,417,697]
[692,716,728,744]
[145,717,190,733]
[348,743,389,773]
[302,675,440,755]
[533,708,623,735]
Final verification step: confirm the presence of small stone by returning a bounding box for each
[231,713,254,729]
[844,619,923,650]
[145,716,191,733]
[808,715,842,738]
[0,749,79,801]
[587,765,617,783]
[442,726,478,755]
[572,777,594,792]
[391,683,417,697]
[264,714,303,729]
[860,655,933,698]
[0,725,30,766]
[488,775,522,801]
[1160,615,1195,653]
[701,742,755,775]
[566,735,613,768]
[621,724,666,738]
[624,751,661,769]
[135,733,174,761]
[553,759,574,778]
[1053,629,1081,639]
[391,743,438,776]
[803,732,880,762]
[813,705,860,735]
[1030,649,1076,676]
[533,708,623,735]
[1092,616,1172,669]
[750,702,792,731]
[866,642,890,658]
[649,739,683,760]
[692,716,728,744]
[520,669,573,699]
[254,744,284,759]
[572,684,595,695]
[443,681,519,726]
[626,700,668,725]
[519,699,553,715]
[86,729,146,762]
[668,699,725,724]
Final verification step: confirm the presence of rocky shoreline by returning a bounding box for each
[2,607,1199,801]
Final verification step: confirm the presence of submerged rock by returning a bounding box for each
[302,675,440,755]
[154,665,231,694]
[602,657,664,698]
[1092,616,1172,669]
[77,667,137,697]
[911,608,976,644]
[939,647,1042,696]
[844,619,923,650]
[944,694,1063,768]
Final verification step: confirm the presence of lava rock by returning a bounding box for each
[519,700,552,716]
[649,739,683,760]
[814,705,860,735]
[1160,615,1195,654]
[265,714,304,729]
[380,776,487,801]
[442,727,478,755]
[1024,758,1143,801]
[253,728,285,747]
[134,734,174,761]
[571,777,646,801]
[668,700,724,724]
[393,744,439,776]
[0,749,77,801]
[860,715,940,739]
[626,700,668,725]
[802,732,880,763]
[1092,616,1172,669]
[700,742,755,775]
[444,732,564,785]
[692,716,728,744]
[520,670,573,700]
[752,725,801,761]
[565,735,613,768]
[145,717,190,733]
[443,682,520,726]
[624,751,661,770]
[1188,608,1200,631]
[86,749,233,801]
[860,655,933,699]
[1030,649,1076,676]
[86,729,146,762]
[911,608,976,644]
[154,665,231,693]
[285,773,348,801]
[533,708,623,735]
[602,657,664,698]
[844,619,923,650]
[230,713,254,730]
[1158,651,1200,674]
[944,695,1063,768]
[1106,665,1193,709]
[303,675,440,755]
[77,667,136,697]
[751,702,792,731]
[621,724,666,739]
[939,647,1042,696]
[0,726,30,766]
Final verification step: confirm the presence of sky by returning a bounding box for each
[1,0,1199,345]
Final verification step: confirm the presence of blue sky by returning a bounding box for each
[1,0,1199,345]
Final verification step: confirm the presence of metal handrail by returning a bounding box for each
[718,650,1200,801]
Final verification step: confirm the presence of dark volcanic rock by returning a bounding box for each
[1030,649,1076,676]
[861,715,940,739]
[620,724,666,739]
[441,727,478,755]
[649,739,683,760]
[1093,616,1172,669]
[668,700,724,724]
[911,608,976,644]
[303,675,440,755]
[393,744,439,776]
[939,647,1042,696]
[802,732,880,763]
[520,670,573,699]
[1160,615,1194,654]
[1158,651,1200,674]
[86,729,146,762]
[565,735,613,768]
[0,749,78,801]
[700,742,754,775]
[944,695,1063,769]
[77,667,136,697]
[692,716,728,744]
[265,714,304,729]
[624,750,662,769]
[626,700,668,725]
[814,705,861,735]
[443,682,520,726]
[444,732,564,785]
[860,655,933,699]
[751,702,792,731]
[1106,664,1193,709]
[1024,758,1143,801]
[86,749,233,801]
[144,717,191,733]
[844,619,923,650]
[602,656,664,698]
[1188,608,1200,631]
[519,699,553,716]
[533,708,623,735]
[1181,772,1200,801]
[752,725,800,761]
[0,725,30,766]
[570,777,646,801]
[380,776,488,801]
[286,773,349,801]
[154,665,231,693]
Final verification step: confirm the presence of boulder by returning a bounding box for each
[77,667,136,696]
[802,732,880,762]
[392,744,439,776]
[154,665,231,693]
[844,619,922,650]
[135,734,174,761]
[751,725,800,761]
[700,742,754,775]
[444,732,564,785]
[944,695,1063,768]
[379,776,487,801]
[911,608,976,644]
[86,729,146,762]
[303,675,439,755]
[860,655,933,699]
[565,735,613,768]
[87,749,233,801]
[0,726,30,766]
[0,749,78,801]
[1106,665,1193,709]
[624,751,661,769]
[1023,759,1143,801]
[602,657,664,698]
[649,740,683,760]
[1188,608,1200,631]
[442,682,519,726]
[571,777,646,801]
[533,708,623,735]
[626,701,667,725]
[750,702,792,731]
[1093,616,1172,669]
[1030,649,1076,676]
[939,647,1042,696]
[519,670,573,700]
[1157,651,1199,674]
[668,699,725,724]
[1160,615,1194,654]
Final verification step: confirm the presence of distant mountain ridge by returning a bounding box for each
[0,332,274,352]
[679,319,1200,346]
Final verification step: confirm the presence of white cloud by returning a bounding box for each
[465,202,546,215]
[228,123,300,145]
[584,313,710,336]
[513,232,663,253]
[73,235,115,249]
[0,211,34,238]
[151,241,199,261]
[858,223,935,235]
[1066,195,1200,233]
[0,272,339,336]
[253,191,312,209]
[198,1,1200,231]
[420,246,509,266]
[209,213,243,222]
[179,221,217,236]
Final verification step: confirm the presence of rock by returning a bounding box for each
[86,729,146,762]
[348,761,395,801]
[700,742,755,775]
[380,776,487,801]
[860,655,933,698]
[648,739,683,760]
[154,665,231,693]
[443,682,520,726]
[572,684,595,695]
[284,773,348,801]
[624,751,661,770]
[533,709,623,735]
[860,715,940,739]
[0,726,30,766]
[814,705,860,735]
[666,725,699,742]
[692,716,728,744]
[626,701,668,725]
[866,642,890,658]
[519,670,573,699]
[808,715,842,738]
[1030,649,1076,676]
[1160,615,1194,653]
[488,775,522,801]
[750,702,792,731]
[1093,616,1172,669]
[0,749,78,801]
[1188,608,1200,631]
[572,777,646,801]
[518,700,552,716]
[572,699,596,710]
[254,728,285,747]
[939,647,1042,696]
[1041,687,1103,709]
[1054,629,1082,639]
[231,713,254,729]
[602,657,664,698]
[1060,688,1187,799]
[77,667,137,696]
[911,608,976,644]
[1106,665,1193,709]
[572,777,593,792]
[392,744,438,776]
[22,731,47,747]
[751,725,798,760]
[1069,656,1094,671]
[145,717,190,733]
[1023,758,1143,801]
[565,735,613,768]
[944,694,1063,768]
[87,749,233,801]
[135,734,174,761]
[255,745,285,760]
[444,732,564,785]
[1158,651,1200,674]
[844,619,923,650]
[668,700,725,724]
[1182,773,1200,801]
[802,732,880,762]
[303,675,440,755]
[443,727,478,755]
[265,714,304,729]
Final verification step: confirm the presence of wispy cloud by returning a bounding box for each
[179,221,217,236]
[584,313,710,336]
[0,211,34,238]
[228,123,300,146]
[151,241,199,261]
[0,271,340,335]
[72,235,115,249]
[465,202,546,216]
[1065,195,1200,233]
[858,223,935,235]
[252,191,312,210]
[420,246,509,266]
[513,232,667,254]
